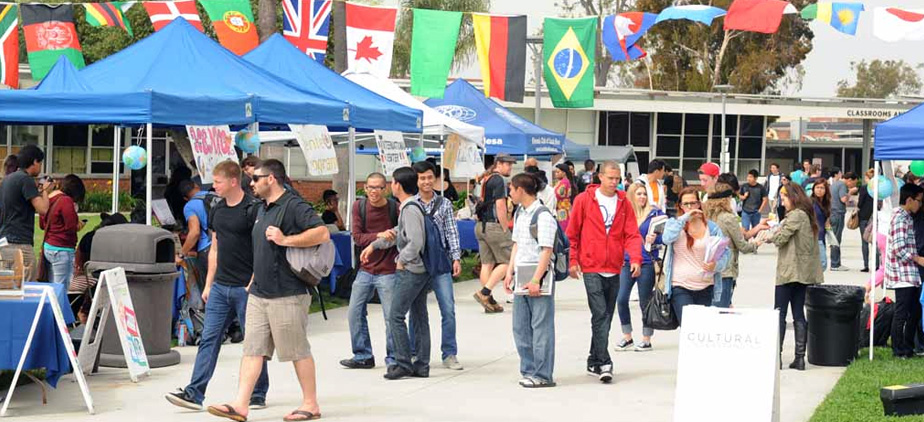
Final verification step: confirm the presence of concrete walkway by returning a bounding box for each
[2,232,873,421]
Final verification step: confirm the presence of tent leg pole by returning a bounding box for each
[146,123,153,226]
[347,127,356,232]
[112,127,121,215]
[440,137,445,196]
[869,160,879,361]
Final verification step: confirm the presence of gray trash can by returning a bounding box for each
[87,224,181,368]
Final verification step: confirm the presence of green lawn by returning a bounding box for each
[811,348,924,422]
[32,214,105,258]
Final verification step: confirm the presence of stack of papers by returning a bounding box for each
[704,236,729,264]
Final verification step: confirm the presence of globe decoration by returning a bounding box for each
[873,175,894,200]
[896,178,906,191]
[910,161,924,177]
[122,145,147,170]
[789,169,807,187]
[409,146,427,163]
[235,129,261,154]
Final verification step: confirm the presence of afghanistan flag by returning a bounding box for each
[472,14,526,103]
[0,3,18,89]
[199,0,259,55]
[21,4,85,81]
[543,17,596,108]
[85,2,134,37]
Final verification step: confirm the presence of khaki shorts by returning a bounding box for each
[243,294,313,362]
[474,222,513,265]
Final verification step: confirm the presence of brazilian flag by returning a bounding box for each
[543,17,596,108]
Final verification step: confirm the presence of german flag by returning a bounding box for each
[84,2,133,37]
[472,14,526,103]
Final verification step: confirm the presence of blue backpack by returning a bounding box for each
[529,205,571,282]
[405,200,452,277]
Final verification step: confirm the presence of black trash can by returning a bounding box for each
[806,284,865,367]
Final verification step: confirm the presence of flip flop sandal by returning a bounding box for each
[283,410,322,421]
[207,404,247,422]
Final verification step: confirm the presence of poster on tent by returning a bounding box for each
[452,140,484,179]
[292,124,339,176]
[374,130,410,176]
[186,125,237,184]
[443,134,462,172]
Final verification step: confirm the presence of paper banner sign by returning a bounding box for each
[186,125,238,184]
[452,139,484,179]
[292,124,339,176]
[443,134,461,172]
[374,130,410,176]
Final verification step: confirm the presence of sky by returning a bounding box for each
[382,0,924,98]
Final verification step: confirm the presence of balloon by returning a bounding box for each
[409,146,427,163]
[789,169,807,187]
[911,161,924,177]
[874,175,894,200]
[896,178,906,191]
[122,145,147,170]
[235,129,261,154]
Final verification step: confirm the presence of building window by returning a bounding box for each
[630,113,651,147]
[600,111,629,146]
[657,135,680,157]
[52,125,89,174]
[89,126,123,175]
[685,114,709,136]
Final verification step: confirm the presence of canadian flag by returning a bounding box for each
[344,1,397,78]
[874,7,924,42]
[144,1,203,32]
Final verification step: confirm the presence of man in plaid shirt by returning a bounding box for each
[409,161,464,370]
[886,183,924,358]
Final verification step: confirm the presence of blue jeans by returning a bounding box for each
[44,248,75,291]
[741,210,761,231]
[347,270,396,366]
[185,283,268,404]
[583,273,619,368]
[670,286,713,325]
[712,277,736,308]
[410,272,457,360]
[388,270,431,373]
[513,292,555,382]
[819,240,827,271]
[617,262,655,337]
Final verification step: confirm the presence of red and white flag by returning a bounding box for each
[344,1,397,78]
[874,7,924,42]
[144,1,203,32]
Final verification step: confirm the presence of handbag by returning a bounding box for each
[847,211,859,230]
[862,221,874,243]
[643,258,679,331]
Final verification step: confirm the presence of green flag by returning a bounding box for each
[410,9,462,98]
[543,17,596,108]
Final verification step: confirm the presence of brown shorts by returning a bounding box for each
[243,294,313,362]
[474,222,513,265]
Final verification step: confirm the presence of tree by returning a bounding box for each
[390,0,490,78]
[555,0,632,87]
[836,60,923,99]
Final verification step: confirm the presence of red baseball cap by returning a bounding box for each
[698,162,721,178]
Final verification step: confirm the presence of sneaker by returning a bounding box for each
[831,266,850,272]
[165,389,202,411]
[635,341,653,352]
[586,365,601,377]
[339,357,376,369]
[860,268,870,273]
[383,366,414,380]
[248,397,267,410]
[442,355,464,370]
[614,338,634,351]
[473,291,495,312]
[599,364,614,383]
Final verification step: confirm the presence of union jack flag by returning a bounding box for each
[282,0,332,62]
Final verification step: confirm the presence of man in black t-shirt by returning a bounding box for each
[473,153,515,313]
[166,161,270,411]
[0,145,52,281]
[208,159,327,422]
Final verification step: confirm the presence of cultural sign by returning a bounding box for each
[292,124,339,176]
[452,139,484,179]
[374,130,409,176]
[186,125,237,184]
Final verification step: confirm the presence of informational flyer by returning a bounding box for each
[374,130,410,176]
[186,125,237,184]
[292,124,339,176]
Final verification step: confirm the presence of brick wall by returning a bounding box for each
[83,178,132,195]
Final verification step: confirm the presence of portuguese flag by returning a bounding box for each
[0,3,18,89]
[84,2,134,37]
[21,4,85,81]
[472,14,527,103]
[199,0,258,56]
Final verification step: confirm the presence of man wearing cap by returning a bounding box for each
[474,153,516,313]
[698,162,721,193]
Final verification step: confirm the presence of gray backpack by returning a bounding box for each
[272,197,335,288]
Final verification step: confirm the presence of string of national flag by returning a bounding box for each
[0,0,922,109]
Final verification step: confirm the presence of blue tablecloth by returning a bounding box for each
[458,220,479,252]
[324,232,352,293]
[0,282,74,387]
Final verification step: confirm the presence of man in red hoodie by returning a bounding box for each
[567,160,643,384]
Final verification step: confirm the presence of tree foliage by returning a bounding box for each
[555,0,632,87]
[836,59,923,99]
[390,0,490,78]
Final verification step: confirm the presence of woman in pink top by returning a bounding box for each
[553,163,574,232]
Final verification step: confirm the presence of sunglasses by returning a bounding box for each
[251,174,271,182]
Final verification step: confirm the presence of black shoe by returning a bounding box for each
[339,357,375,369]
[860,268,870,273]
[383,366,413,380]
[789,321,806,371]
[228,323,244,344]
[248,397,266,410]
[599,364,614,383]
[411,367,430,378]
[586,365,601,377]
[165,388,203,411]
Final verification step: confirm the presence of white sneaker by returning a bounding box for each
[831,266,850,272]
[442,355,463,370]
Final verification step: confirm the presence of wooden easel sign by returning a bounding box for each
[77,267,150,383]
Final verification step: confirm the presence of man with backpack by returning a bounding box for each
[359,167,434,380]
[340,173,399,370]
[567,160,643,384]
[166,161,269,412]
[179,180,212,292]
[410,161,464,371]
[474,153,516,313]
[208,159,328,422]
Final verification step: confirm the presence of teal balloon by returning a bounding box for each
[121,146,147,170]
[911,161,924,177]
[875,175,894,200]
[409,146,427,163]
[235,129,261,154]
[789,169,807,187]
[896,178,906,191]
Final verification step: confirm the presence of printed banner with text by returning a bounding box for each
[292,124,339,176]
[187,125,238,184]
[374,130,409,176]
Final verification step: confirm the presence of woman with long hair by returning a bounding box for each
[39,174,86,291]
[615,183,665,351]
[811,179,832,271]
[775,175,791,220]
[553,163,574,232]
[662,187,730,325]
[768,184,824,370]
[704,183,763,308]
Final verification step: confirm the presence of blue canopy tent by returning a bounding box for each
[424,79,564,156]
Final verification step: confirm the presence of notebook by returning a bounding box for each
[514,264,554,296]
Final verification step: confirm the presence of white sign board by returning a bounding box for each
[452,139,484,179]
[674,306,780,422]
[151,198,176,226]
[292,124,339,176]
[374,130,410,176]
[187,125,238,184]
